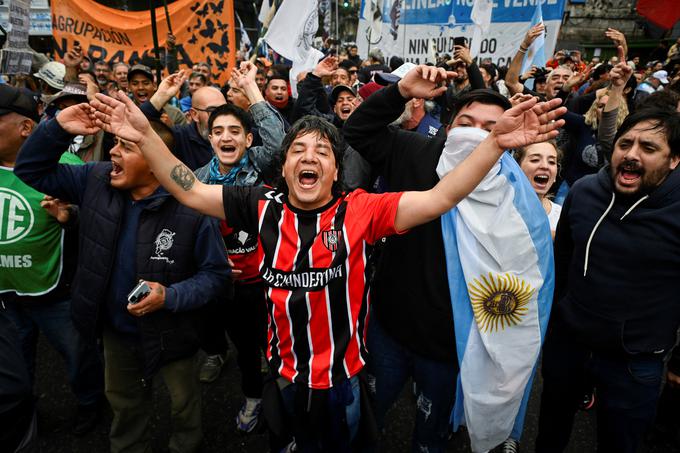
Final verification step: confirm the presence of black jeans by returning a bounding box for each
[198,283,267,397]
[226,282,268,397]
[536,322,664,453]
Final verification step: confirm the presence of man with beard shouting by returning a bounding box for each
[536,62,680,451]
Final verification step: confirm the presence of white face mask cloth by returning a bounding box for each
[436,127,499,186]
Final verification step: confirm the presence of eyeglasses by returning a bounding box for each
[193,106,218,113]
[349,70,357,74]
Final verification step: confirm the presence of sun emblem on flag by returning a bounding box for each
[468,273,535,333]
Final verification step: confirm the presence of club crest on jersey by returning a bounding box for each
[322,229,342,252]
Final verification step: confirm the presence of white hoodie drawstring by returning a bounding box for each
[583,193,616,277]
[620,195,649,220]
[582,192,650,276]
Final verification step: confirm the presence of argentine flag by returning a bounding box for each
[521,1,547,74]
[436,128,554,452]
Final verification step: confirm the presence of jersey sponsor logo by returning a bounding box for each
[322,229,342,252]
[262,264,344,290]
[227,230,257,255]
[0,188,34,245]
[151,228,175,264]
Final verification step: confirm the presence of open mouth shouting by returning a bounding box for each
[616,161,643,189]
[110,160,124,179]
[298,169,319,188]
[532,173,551,191]
[219,144,237,158]
[136,91,149,102]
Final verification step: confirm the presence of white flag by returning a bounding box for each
[264,0,319,63]
[258,0,271,25]
[469,0,493,58]
[264,0,322,99]
[236,12,251,52]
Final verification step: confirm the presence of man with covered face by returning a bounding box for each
[536,107,680,453]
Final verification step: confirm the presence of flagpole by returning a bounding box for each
[250,1,278,63]
[162,0,173,36]
[148,0,163,84]
[335,0,340,45]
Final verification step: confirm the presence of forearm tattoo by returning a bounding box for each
[170,164,195,191]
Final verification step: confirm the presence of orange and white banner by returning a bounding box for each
[51,0,236,85]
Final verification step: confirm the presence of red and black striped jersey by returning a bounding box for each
[222,186,404,389]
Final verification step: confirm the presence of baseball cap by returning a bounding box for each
[127,64,154,81]
[330,84,356,105]
[47,83,89,106]
[357,81,382,100]
[0,85,40,122]
[652,70,669,84]
[33,61,66,90]
[374,62,417,85]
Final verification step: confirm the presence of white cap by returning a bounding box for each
[652,70,669,84]
[33,61,66,90]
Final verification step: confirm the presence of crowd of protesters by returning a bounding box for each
[1,19,680,453]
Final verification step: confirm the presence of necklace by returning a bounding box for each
[540,197,552,214]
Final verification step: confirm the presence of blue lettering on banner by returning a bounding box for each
[362,0,565,25]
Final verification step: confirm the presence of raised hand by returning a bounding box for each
[78,73,100,100]
[609,46,632,90]
[63,45,83,68]
[491,97,566,150]
[313,56,338,78]
[454,45,472,65]
[231,66,256,90]
[239,60,258,80]
[520,66,538,81]
[90,91,151,143]
[509,93,534,107]
[55,103,101,136]
[157,70,189,99]
[605,28,627,60]
[522,23,545,49]
[397,65,456,100]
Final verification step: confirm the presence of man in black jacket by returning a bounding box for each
[15,104,230,453]
[536,108,680,453]
[343,71,513,450]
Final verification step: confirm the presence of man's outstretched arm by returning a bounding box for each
[394,97,566,232]
[90,91,225,220]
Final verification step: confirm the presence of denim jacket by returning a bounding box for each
[195,101,284,186]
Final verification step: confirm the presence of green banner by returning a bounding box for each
[0,153,83,296]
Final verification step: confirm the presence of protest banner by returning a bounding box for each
[357,0,566,67]
[50,0,236,85]
[0,0,33,74]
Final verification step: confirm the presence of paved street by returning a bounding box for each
[33,335,680,452]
